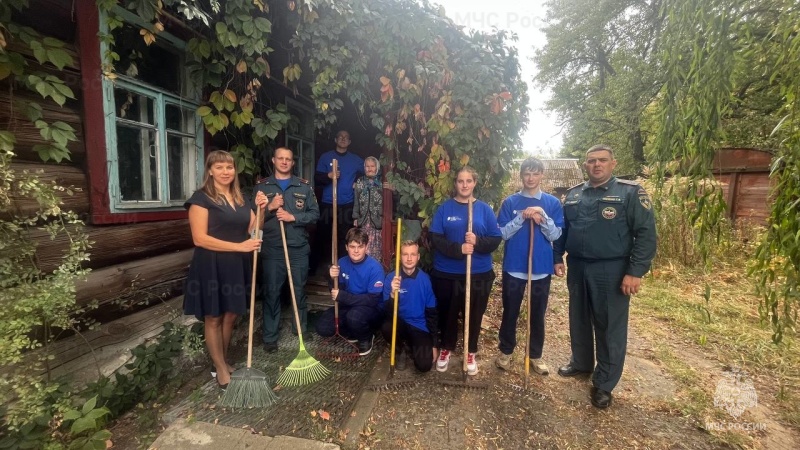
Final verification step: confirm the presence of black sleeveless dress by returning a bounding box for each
[183,190,253,320]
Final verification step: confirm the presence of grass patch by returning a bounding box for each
[632,264,799,441]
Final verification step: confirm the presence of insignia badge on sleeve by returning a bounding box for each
[639,194,652,210]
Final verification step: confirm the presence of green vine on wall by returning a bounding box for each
[1,0,93,444]
[290,0,528,221]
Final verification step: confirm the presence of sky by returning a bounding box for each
[432,0,563,156]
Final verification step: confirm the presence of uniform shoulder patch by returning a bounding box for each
[298,177,310,184]
[567,182,585,191]
[616,179,641,187]
[256,177,269,185]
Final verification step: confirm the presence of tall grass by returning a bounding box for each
[643,177,764,268]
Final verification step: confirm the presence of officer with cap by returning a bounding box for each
[254,147,319,352]
[554,144,656,409]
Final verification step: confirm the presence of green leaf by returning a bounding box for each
[34,81,48,98]
[46,48,73,70]
[42,37,65,48]
[84,408,109,421]
[71,417,96,435]
[25,102,43,122]
[197,106,212,116]
[63,409,81,421]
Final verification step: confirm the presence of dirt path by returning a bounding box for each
[355,277,799,449]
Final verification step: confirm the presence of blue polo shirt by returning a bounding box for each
[381,268,437,332]
[335,255,385,307]
[316,150,364,204]
[430,198,501,274]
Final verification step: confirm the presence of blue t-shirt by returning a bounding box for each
[381,268,437,332]
[315,150,364,204]
[497,192,565,275]
[276,178,291,192]
[336,255,385,307]
[430,198,501,274]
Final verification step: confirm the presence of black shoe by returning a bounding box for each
[590,386,613,409]
[263,341,278,353]
[394,350,408,371]
[293,330,313,341]
[358,336,374,356]
[557,363,591,378]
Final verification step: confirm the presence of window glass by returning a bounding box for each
[112,22,182,95]
[114,88,155,125]
[116,124,159,201]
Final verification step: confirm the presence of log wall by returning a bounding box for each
[28,219,192,273]
[75,249,194,309]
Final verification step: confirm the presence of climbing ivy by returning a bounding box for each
[289,0,528,220]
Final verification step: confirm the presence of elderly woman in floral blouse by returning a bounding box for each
[353,156,384,263]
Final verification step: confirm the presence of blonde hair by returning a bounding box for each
[201,150,245,206]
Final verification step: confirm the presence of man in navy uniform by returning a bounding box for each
[554,144,657,409]
[254,147,319,353]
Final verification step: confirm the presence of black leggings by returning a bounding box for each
[431,271,495,353]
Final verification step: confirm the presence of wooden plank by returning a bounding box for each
[727,172,740,221]
[713,148,773,172]
[75,249,193,308]
[28,219,193,273]
[5,162,89,220]
[32,297,191,384]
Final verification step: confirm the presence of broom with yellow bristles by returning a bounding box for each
[276,220,330,386]
[220,207,279,408]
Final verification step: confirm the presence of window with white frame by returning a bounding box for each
[101,7,203,211]
[285,98,314,183]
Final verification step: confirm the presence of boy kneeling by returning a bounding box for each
[316,227,385,356]
[381,240,438,372]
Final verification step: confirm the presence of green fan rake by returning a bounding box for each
[276,220,330,386]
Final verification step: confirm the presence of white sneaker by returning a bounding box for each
[467,353,478,375]
[532,358,549,375]
[436,349,451,372]
[495,353,512,371]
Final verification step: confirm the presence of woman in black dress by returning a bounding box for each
[184,150,267,388]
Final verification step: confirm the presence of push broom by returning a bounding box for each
[276,220,330,386]
[319,159,359,359]
[220,207,278,408]
[440,199,488,389]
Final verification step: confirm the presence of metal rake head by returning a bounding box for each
[317,334,361,361]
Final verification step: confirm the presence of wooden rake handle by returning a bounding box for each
[463,199,473,375]
[246,207,264,369]
[524,219,534,383]
[332,158,339,291]
[390,219,402,369]
[280,220,306,348]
